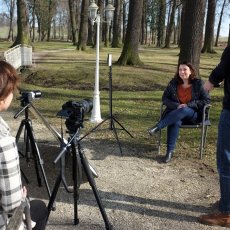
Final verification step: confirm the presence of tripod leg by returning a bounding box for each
[46,173,62,224]
[15,120,26,143]
[26,123,52,199]
[15,120,31,184]
[20,169,29,184]
[25,123,42,186]
[79,119,108,141]
[79,147,112,230]
[112,116,134,138]
[16,120,28,159]
[110,119,123,156]
[71,143,80,225]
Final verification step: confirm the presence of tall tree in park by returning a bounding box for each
[111,0,122,47]
[156,0,166,47]
[228,26,230,46]
[141,0,147,45]
[179,0,206,74]
[164,0,177,48]
[201,0,216,53]
[77,0,89,50]
[215,0,227,46]
[12,0,30,47]
[3,0,16,41]
[117,0,144,66]
[68,0,79,45]
[33,0,57,41]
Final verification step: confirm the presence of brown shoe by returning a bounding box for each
[198,212,230,227]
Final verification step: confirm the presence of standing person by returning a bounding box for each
[148,61,210,163]
[0,60,47,230]
[198,46,230,227]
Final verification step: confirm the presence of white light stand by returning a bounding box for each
[88,0,115,123]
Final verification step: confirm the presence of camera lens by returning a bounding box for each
[81,99,93,113]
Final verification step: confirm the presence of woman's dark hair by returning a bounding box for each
[174,61,196,84]
[0,61,20,100]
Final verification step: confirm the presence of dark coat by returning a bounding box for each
[209,45,230,110]
[162,78,211,122]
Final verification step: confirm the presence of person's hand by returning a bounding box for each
[178,104,187,109]
[22,186,27,199]
[203,80,214,92]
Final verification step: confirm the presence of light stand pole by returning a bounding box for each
[88,0,115,123]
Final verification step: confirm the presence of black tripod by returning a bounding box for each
[81,54,133,156]
[46,123,112,229]
[14,101,52,200]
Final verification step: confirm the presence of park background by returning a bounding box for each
[0,1,230,229]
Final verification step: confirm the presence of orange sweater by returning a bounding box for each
[177,84,192,104]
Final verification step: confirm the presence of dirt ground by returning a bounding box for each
[2,109,228,230]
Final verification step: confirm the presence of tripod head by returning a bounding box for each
[57,99,93,133]
[17,90,42,107]
[54,98,92,163]
[14,90,42,119]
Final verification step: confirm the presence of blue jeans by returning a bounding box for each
[157,107,198,153]
[217,109,230,214]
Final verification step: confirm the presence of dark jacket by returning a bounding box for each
[209,45,230,110]
[162,78,210,122]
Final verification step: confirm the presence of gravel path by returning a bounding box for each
[2,109,227,230]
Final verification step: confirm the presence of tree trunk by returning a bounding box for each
[31,0,36,42]
[68,0,78,45]
[176,2,182,46]
[122,1,128,43]
[228,24,230,46]
[179,0,206,75]
[215,0,226,47]
[201,0,216,53]
[111,0,122,47]
[12,0,30,47]
[117,0,144,66]
[47,0,57,42]
[77,0,89,50]
[164,0,177,48]
[156,0,166,47]
[141,0,146,45]
[7,0,15,41]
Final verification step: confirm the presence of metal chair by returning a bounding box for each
[6,198,32,230]
[157,104,211,159]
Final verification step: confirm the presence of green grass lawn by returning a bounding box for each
[1,40,225,167]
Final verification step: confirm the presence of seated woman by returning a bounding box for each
[148,61,210,163]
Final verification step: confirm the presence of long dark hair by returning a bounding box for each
[174,61,196,84]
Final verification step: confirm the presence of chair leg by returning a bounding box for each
[157,129,162,155]
[200,125,207,159]
[203,126,208,147]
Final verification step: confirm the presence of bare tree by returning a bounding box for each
[12,0,30,47]
[77,0,89,50]
[3,0,16,41]
[156,0,166,47]
[215,0,227,46]
[228,23,230,46]
[111,0,122,47]
[68,0,78,45]
[116,0,144,65]
[179,0,206,74]
[164,0,177,48]
[201,0,216,53]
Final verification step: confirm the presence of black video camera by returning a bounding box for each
[17,90,42,105]
[57,99,93,131]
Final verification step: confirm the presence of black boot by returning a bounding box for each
[164,151,173,163]
[147,125,160,136]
